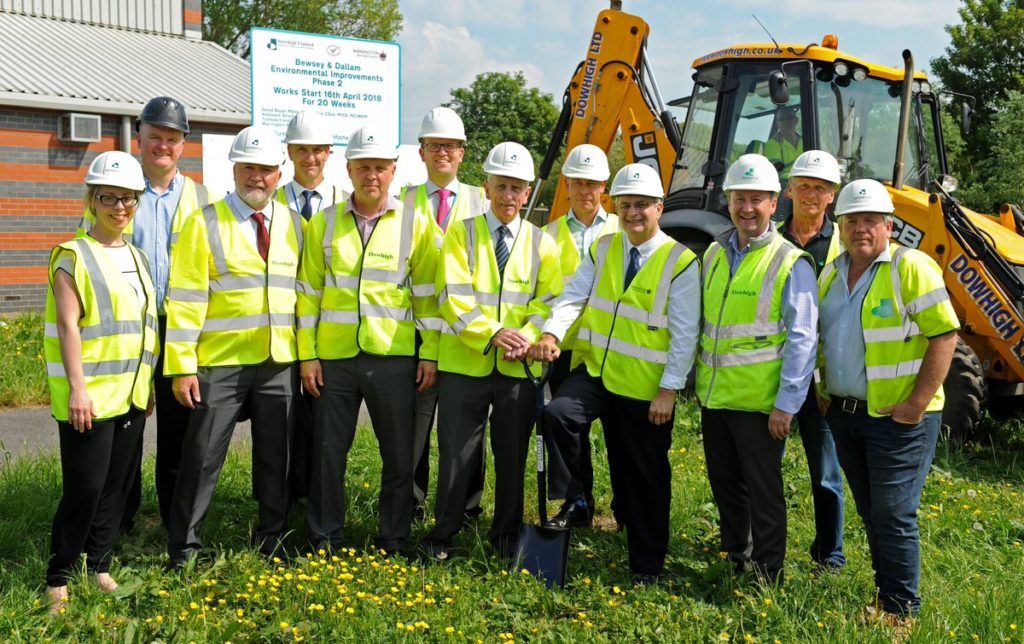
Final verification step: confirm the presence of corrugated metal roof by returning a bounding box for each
[0,11,250,124]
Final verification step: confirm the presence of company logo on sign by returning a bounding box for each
[267,38,278,50]
[326,45,341,56]
[950,253,1022,341]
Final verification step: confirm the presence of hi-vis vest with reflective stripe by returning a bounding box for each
[45,237,159,421]
[275,183,349,220]
[818,243,959,416]
[296,200,442,361]
[437,214,562,379]
[546,212,620,350]
[401,183,486,232]
[163,199,303,375]
[696,230,807,413]
[77,176,210,244]
[573,233,695,401]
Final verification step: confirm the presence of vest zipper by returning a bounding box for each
[354,211,384,354]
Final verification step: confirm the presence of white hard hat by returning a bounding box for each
[482,142,535,182]
[609,163,664,198]
[562,144,610,181]
[723,154,781,193]
[85,151,145,191]
[418,106,466,141]
[229,125,284,166]
[345,126,399,160]
[835,179,895,216]
[285,111,333,145]
[790,150,842,185]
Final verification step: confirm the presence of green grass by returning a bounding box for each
[0,312,48,408]
[1,399,1023,641]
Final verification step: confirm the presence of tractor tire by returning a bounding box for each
[941,338,987,444]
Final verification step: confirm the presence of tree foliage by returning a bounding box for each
[204,0,402,58]
[931,0,1024,210]
[446,72,560,188]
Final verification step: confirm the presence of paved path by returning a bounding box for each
[0,404,371,465]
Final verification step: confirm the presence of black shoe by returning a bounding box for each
[420,539,452,561]
[632,572,659,586]
[375,540,404,558]
[543,500,592,531]
[464,506,483,520]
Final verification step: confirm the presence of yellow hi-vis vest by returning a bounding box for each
[545,212,620,349]
[437,214,563,379]
[163,198,304,375]
[45,236,159,421]
[275,183,349,220]
[818,243,959,416]
[573,232,696,401]
[696,229,808,413]
[76,176,211,244]
[400,183,486,233]
[296,200,442,361]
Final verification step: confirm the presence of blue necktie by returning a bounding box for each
[494,225,510,275]
[300,190,315,220]
[624,247,641,288]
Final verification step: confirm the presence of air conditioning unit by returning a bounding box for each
[57,113,102,143]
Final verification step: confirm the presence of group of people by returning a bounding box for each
[42,96,958,628]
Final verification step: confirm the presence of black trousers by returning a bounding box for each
[427,370,534,546]
[121,315,192,531]
[167,362,295,563]
[411,333,484,514]
[700,407,787,581]
[544,369,673,575]
[306,355,416,550]
[289,390,314,502]
[47,409,145,586]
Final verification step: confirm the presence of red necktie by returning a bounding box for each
[251,212,270,262]
[435,188,452,230]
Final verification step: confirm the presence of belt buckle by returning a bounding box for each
[841,398,858,414]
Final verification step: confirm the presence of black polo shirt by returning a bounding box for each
[778,215,836,277]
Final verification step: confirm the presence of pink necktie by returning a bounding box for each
[435,188,452,230]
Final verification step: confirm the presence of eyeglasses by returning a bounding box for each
[95,194,138,207]
[423,143,462,153]
[616,200,656,213]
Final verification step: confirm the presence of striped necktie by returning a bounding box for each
[494,225,510,275]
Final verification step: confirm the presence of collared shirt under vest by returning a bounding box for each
[401,180,487,233]
[436,211,563,379]
[560,230,698,401]
[45,236,160,421]
[696,226,817,414]
[818,242,959,417]
[296,196,442,362]
[163,194,304,376]
[275,181,349,220]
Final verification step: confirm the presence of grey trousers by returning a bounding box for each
[412,383,485,512]
[307,354,416,549]
[427,370,535,545]
[167,362,296,563]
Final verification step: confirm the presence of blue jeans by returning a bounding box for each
[795,393,845,567]
[827,407,940,616]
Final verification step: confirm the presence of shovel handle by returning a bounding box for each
[521,359,553,523]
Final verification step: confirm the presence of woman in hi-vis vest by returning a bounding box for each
[43,151,159,614]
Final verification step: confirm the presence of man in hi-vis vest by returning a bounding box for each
[540,144,620,531]
[818,179,958,620]
[696,154,819,585]
[420,142,562,561]
[297,126,442,555]
[401,106,488,521]
[77,97,214,533]
[164,126,304,567]
[531,163,699,584]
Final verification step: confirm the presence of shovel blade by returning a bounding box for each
[512,523,569,588]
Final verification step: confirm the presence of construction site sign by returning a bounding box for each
[249,27,401,147]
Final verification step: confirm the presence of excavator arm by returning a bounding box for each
[527,7,681,222]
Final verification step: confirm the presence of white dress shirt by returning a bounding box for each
[543,230,701,390]
[226,192,273,253]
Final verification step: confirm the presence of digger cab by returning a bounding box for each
[661,39,950,246]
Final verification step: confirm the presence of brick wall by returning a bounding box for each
[0,105,239,314]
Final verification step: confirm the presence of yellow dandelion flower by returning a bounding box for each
[280,621,290,630]
[446,626,456,633]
